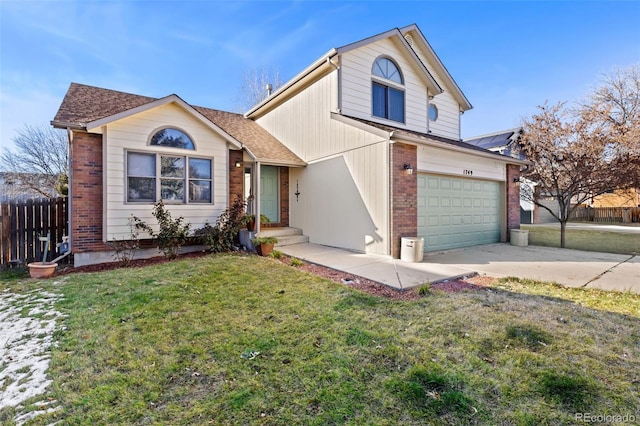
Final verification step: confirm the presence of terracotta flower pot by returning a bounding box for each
[28,262,58,279]
[256,243,275,256]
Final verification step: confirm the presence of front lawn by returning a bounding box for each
[522,223,640,254]
[2,254,639,425]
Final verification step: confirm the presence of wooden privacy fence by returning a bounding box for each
[570,206,640,223]
[0,197,68,269]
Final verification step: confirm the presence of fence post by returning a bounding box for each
[0,202,9,266]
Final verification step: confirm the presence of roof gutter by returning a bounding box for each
[51,121,85,131]
[392,132,531,166]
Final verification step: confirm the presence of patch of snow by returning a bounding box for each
[0,287,65,424]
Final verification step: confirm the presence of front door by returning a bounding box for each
[260,165,279,223]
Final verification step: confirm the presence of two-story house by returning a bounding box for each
[52,24,526,266]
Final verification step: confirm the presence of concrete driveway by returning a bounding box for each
[424,243,639,293]
[280,243,639,293]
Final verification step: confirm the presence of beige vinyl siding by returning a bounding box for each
[428,91,460,138]
[408,42,462,139]
[256,72,390,255]
[289,139,388,253]
[340,38,429,134]
[338,37,462,139]
[417,145,506,182]
[97,102,230,240]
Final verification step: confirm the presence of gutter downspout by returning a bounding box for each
[66,127,73,255]
[387,131,394,257]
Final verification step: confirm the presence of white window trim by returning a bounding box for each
[371,79,406,123]
[125,149,214,205]
[148,126,198,151]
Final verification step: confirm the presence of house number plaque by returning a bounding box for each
[463,169,473,176]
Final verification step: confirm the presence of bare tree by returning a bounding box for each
[585,64,640,179]
[0,124,68,198]
[235,67,284,113]
[520,101,639,247]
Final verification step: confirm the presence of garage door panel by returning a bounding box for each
[417,174,501,251]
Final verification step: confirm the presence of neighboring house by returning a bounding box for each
[52,24,526,267]
[588,189,640,208]
[0,172,59,201]
[464,128,536,223]
[464,128,523,159]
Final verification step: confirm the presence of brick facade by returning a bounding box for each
[70,131,110,253]
[506,164,521,238]
[228,150,244,202]
[390,143,418,258]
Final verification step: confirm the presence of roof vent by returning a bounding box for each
[404,34,414,47]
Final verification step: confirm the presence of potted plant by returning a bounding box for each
[252,236,278,256]
[245,214,271,232]
[28,232,57,279]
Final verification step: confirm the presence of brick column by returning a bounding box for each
[229,150,244,203]
[506,164,521,238]
[70,131,109,253]
[390,143,417,258]
[279,167,289,227]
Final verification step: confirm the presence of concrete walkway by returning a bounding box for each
[279,243,640,293]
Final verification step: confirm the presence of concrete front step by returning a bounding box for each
[276,235,310,247]
[256,227,309,247]
[258,227,303,237]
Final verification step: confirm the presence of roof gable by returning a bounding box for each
[336,27,443,96]
[52,83,304,165]
[399,24,472,111]
[246,24,471,119]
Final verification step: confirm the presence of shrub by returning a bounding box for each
[251,236,278,246]
[269,250,283,259]
[108,216,140,266]
[418,282,431,296]
[133,201,191,259]
[195,195,246,253]
[290,258,304,267]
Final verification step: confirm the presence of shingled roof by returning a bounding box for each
[52,83,305,166]
[343,115,524,163]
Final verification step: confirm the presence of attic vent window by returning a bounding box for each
[404,34,414,47]
[428,104,439,122]
[150,128,195,150]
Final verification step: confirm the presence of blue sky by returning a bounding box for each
[1,0,639,152]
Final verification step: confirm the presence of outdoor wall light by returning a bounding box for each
[403,164,414,175]
[235,160,242,168]
[513,177,521,186]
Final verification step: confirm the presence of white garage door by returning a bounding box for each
[417,174,501,251]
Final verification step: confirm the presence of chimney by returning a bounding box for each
[266,83,273,97]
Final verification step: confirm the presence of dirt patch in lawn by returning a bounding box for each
[55,250,490,300]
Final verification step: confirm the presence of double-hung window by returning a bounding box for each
[372,57,405,123]
[127,128,213,204]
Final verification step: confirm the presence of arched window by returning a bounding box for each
[372,57,403,84]
[150,128,195,150]
[371,57,405,122]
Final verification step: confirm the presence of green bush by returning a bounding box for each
[195,195,247,253]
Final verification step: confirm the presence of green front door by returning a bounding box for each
[260,166,279,223]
